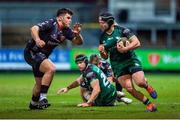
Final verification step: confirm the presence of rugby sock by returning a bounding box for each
[31,95,40,105]
[40,85,49,100]
[116,82,123,91]
[143,98,151,105]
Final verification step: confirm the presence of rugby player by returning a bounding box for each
[57,54,117,107]
[24,8,83,109]
[89,54,132,104]
[98,12,157,112]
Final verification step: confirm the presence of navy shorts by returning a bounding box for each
[24,48,46,77]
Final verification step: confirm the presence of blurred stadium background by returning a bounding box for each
[0,0,180,118]
[0,0,180,71]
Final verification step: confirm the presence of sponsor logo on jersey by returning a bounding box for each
[107,37,113,41]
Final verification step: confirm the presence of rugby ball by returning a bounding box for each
[117,37,131,47]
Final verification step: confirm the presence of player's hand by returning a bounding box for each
[98,44,105,53]
[116,42,128,53]
[72,23,82,34]
[57,87,68,94]
[35,39,45,48]
[77,102,92,107]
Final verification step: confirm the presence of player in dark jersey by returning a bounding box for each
[57,54,117,107]
[24,8,83,109]
[89,54,132,104]
[98,12,157,112]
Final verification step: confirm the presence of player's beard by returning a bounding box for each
[62,20,70,28]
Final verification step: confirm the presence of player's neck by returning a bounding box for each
[106,27,114,35]
[57,21,64,30]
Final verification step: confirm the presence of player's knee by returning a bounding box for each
[47,66,56,74]
[136,80,147,88]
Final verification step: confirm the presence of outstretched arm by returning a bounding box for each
[57,76,82,94]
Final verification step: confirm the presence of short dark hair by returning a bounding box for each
[56,8,73,17]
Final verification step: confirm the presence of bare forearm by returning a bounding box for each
[99,51,108,59]
[126,37,140,51]
[87,89,100,104]
[67,81,79,90]
[72,33,83,45]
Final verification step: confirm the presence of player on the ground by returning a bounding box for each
[89,54,132,104]
[57,54,117,107]
[98,12,157,112]
[24,8,83,109]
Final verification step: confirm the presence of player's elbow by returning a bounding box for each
[96,87,101,94]
[30,25,39,32]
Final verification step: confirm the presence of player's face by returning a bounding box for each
[91,57,99,66]
[76,61,86,71]
[61,13,72,27]
[98,17,108,31]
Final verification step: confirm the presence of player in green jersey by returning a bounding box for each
[57,54,117,107]
[98,12,157,112]
[89,54,132,104]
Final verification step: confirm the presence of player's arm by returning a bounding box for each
[117,28,140,53]
[125,35,140,51]
[30,25,45,48]
[87,79,101,105]
[57,76,82,94]
[31,19,53,48]
[98,44,108,59]
[72,23,83,45]
[78,79,100,107]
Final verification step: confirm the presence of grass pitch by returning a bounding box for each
[0,72,180,119]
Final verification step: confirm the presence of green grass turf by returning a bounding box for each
[0,72,180,119]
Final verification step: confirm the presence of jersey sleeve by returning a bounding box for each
[37,19,54,31]
[121,27,135,39]
[62,28,75,41]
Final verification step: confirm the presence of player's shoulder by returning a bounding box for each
[37,18,56,27]
[115,25,128,31]
[84,64,97,78]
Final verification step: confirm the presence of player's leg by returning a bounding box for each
[29,77,43,109]
[118,75,157,112]
[132,71,157,99]
[115,80,123,91]
[114,77,132,104]
[39,59,56,106]
[24,50,46,109]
